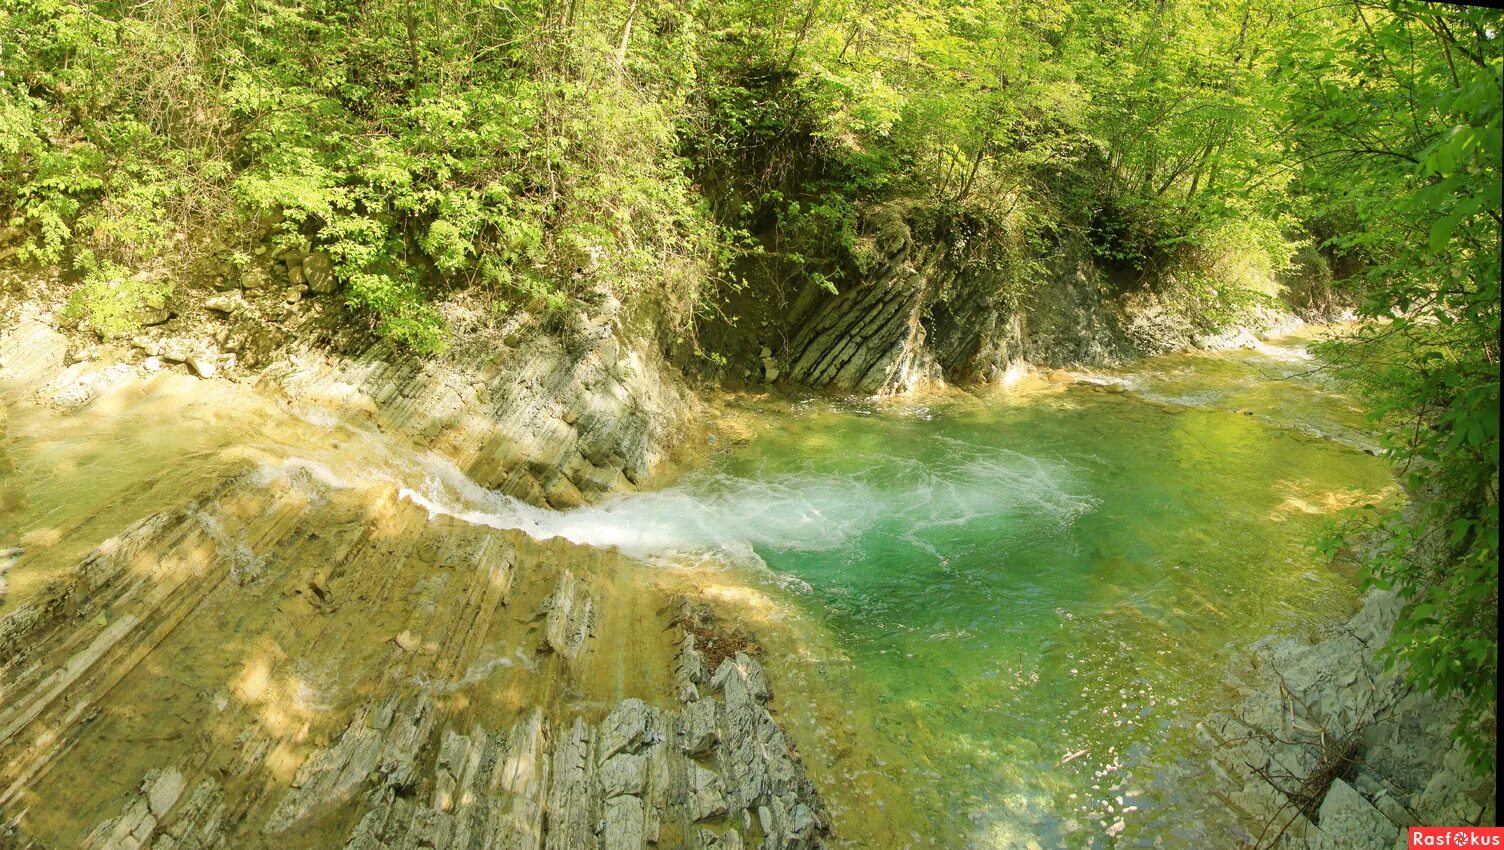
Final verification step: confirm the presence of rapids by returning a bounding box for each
[0,330,1395,848]
[396,331,1395,847]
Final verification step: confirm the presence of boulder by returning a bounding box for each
[303,252,336,294]
[187,355,217,379]
[204,295,242,315]
[240,267,270,291]
[138,307,174,327]
[160,339,194,363]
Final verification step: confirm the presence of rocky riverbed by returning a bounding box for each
[0,316,872,850]
[0,303,1492,849]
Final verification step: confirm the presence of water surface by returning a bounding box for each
[0,333,1396,848]
[505,335,1396,848]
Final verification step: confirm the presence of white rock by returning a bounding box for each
[187,355,217,379]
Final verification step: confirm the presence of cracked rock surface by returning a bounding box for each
[0,321,828,850]
[0,462,828,850]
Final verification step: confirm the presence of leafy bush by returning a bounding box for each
[1297,5,1501,771]
[60,264,173,338]
[1,0,724,348]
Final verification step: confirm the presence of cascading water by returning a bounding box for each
[384,333,1394,847]
[0,330,1395,848]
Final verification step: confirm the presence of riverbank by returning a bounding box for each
[1202,591,1496,849]
[0,316,872,850]
[0,305,1491,849]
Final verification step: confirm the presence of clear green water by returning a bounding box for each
[1,332,1394,848]
[403,335,1395,848]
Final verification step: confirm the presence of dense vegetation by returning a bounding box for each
[0,0,1498,769]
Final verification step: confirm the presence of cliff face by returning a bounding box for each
[706,203,1291,397]
[0,271,697,512]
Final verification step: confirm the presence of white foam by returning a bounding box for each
[261,415,1096,574]
[1248,339,1314,363]
[394,434,1095,572]
[251,457,360,490]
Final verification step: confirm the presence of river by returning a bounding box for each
[0,330,1395,848]
[390,331,1396,847]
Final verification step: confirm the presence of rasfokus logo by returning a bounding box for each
[1411,828,1504,848]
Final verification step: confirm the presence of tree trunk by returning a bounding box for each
[616,0,638,71]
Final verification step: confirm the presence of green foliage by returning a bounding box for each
[2,0,723,346]
[60,264,173,338]
[1292,2,1500,772]
[0,0,1499,769]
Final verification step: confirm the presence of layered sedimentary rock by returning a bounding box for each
[1202,592,1495,848]
[0,293,694,511]
[725,203,1306,396]
[264,308,695,509]
[777,213,942,395]
[0,458,827,850]
[734,206,1140,396]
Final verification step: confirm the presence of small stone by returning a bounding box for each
[187,356,217,379]
[394,630,420,653]
[204,295,242,315]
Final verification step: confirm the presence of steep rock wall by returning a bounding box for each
[715,207,1135,396]
[0,286,696,510]
[719,203,1292,396]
